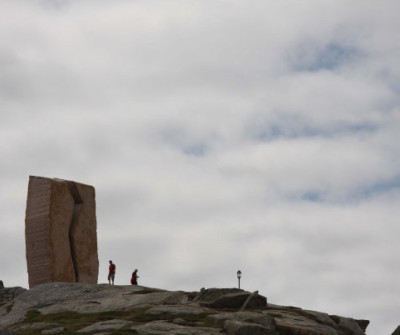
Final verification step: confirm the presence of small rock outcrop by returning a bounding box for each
[0,286,27,322]
[25,176,99,288]
[194,288,267,309]
[392,325,400,335]
[0,283,369,335]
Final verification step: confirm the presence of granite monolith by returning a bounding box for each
[25,176,98,288]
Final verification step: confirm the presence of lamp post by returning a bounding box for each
[237,270,242,289]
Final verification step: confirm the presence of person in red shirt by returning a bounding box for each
[108,260,116,285]
[130,269,139,285]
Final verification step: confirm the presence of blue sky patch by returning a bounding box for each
[182,143,207,157]
[290,42,362,72]
[300,190,325,202]
[252,120,377,142]
[357,176,400,199]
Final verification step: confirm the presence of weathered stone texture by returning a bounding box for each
[25,176,99,288]
[0,327,16,335]
[77,319,132,334]
[0,283,369,335]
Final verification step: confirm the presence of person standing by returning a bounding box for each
[130,269,139,285]
[108,260,116,285]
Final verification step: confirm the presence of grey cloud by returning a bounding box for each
[288,42,363,72]
[1,1,400,334]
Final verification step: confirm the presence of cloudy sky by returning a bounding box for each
[1,0,399,333]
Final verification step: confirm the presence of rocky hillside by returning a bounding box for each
[0,283,370,335]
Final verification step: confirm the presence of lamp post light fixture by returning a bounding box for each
[237,270,242,289]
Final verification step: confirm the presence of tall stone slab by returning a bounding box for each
[25,176,99,288]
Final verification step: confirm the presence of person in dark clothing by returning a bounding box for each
[131,269,139,285]
[108,260,116,285]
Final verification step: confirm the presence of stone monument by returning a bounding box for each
[25,176,99,288]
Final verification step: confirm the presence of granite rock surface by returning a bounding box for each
[0,283,372,335]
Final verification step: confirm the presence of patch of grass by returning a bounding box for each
[25,309,129,328]
[21,307,219,335]
[24,309,42,322]
[21,309,144,327]
[22,309,142,334]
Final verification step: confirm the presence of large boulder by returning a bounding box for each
[301,309,339,329]
[355,319,370,332]
[329,315,366,335]
[195,288,267,310]
[265,308,338,335]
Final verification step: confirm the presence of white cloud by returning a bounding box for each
[0,1,399,334]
